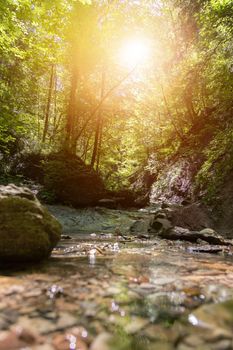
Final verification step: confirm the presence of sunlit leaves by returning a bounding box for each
[211,0,232,9]
[0,0,232,190]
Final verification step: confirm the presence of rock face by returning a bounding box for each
[0,184,61,262]
[150,158,197,204]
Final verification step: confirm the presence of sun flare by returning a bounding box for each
[119,37,151,69]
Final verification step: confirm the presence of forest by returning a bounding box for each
[0,0,233,349]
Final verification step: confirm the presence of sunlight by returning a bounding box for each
[118,37,151,69]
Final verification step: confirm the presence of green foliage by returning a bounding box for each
[0,0,233,193]
[196,127,233,202]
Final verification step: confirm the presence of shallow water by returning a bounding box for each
[0,234,232,349]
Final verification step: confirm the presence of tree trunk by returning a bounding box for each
[42,64,55,143]
[91,69,105,168]
[64,65,78,152]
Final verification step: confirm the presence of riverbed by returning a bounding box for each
[0,207,232,350]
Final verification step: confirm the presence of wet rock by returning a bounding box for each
[17,316,56,334]
[187,246,230,254]
[189,300,233,333]
[181,334,205,348]
[203,285,233,303]
[155,212,167,219]
[47,205,152,234]
[52,333,88,350]
[0,330,29,350]
[0,184,61,262]
[149,342,174,350]
[33,345,54,350]
[143,324,174,342]
[129,217,151,234]
[47,285,64,299]
[61,235,72,240]
[90,333,112,350]
[125,317,149,334]
[17,312,77,335]
[0,326,39,350]
[159,226,232,245]
[149,217,173,234]
[200,228,216,236]
[169,203,213,231]
[98,199,117,209]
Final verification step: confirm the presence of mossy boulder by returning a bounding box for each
[13,151,105,207]
[43,152,105,207]
[0,184,61,262]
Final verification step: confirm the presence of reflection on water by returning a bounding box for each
[0,235,232,349]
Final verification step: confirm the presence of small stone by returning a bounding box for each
[61,235,72,240]
[56,313,77,330]
[125,317,149,334]
[32,345,54,350]
[150,218,172,233]
[184,335,204,347]
[200,228,216,235]
[90,333,112,350]
[52,333,87,350]
[212,340,233,350]
[139,283,155,289]
[189,300,233,333]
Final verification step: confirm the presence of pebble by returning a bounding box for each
[90,333,112,350]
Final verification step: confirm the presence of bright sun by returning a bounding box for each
[119,38,151,69]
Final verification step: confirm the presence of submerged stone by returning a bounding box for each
[189,300,233,333]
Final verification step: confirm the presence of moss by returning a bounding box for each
[43,152,104,207]
[0,195,61,262]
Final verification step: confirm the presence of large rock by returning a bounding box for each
[159,226,233,246]
[149,217,173,234]
[0,184,61,262]
[43,152,104,207]
[12,151,105,207]
[167,203,213,231]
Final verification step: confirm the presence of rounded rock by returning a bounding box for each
[0,184,61,262]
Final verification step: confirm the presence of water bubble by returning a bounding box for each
[112,243,120,252]
[188,314,199,326]
[111,301,119,312]
[89,249,96,265]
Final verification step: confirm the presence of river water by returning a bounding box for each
[0,231,232,350]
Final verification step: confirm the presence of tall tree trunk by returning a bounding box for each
[91,69,105,168]
[42,64,55,143]
[64,65,78,152]
[50,67,57,144]
[96,118,103,172]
